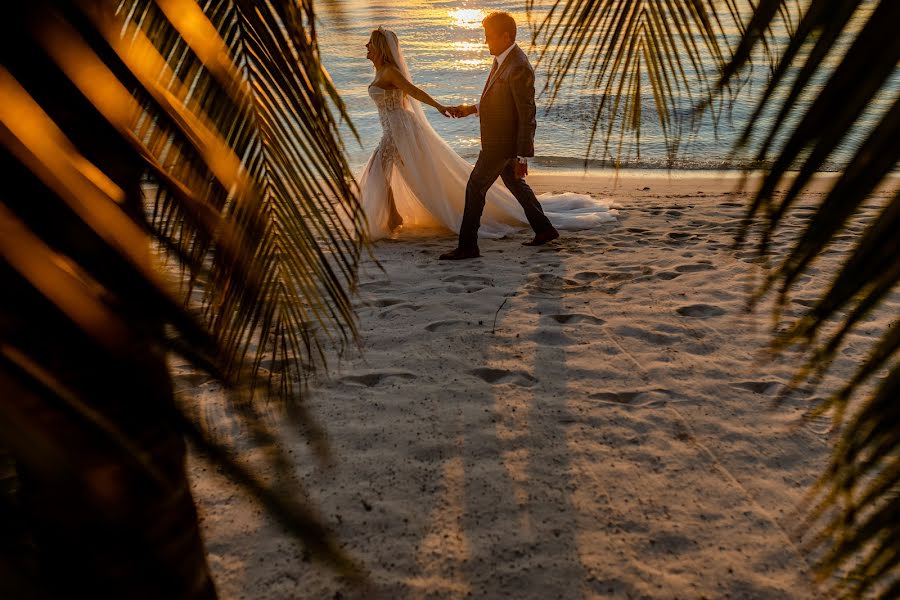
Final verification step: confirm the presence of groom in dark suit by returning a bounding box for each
[441,11,559,260]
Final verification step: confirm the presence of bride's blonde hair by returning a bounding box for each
[369,28,396,66]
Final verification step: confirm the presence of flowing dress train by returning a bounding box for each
[359,85,617,241]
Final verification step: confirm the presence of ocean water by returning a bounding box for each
[317,1,897,172]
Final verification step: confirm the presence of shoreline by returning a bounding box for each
[348,151,897,178]
[523,170,899,199]
[346,162,897,197]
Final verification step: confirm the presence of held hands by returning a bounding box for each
[442,104,477,118]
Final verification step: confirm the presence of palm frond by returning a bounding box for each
[538,0,899,593]
[728,0,900,595]
[527,0,792,164]
[2,0,367,595]
[105,0,367,396]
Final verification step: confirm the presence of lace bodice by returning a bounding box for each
[368,84,413,173]
[369,84,404,112]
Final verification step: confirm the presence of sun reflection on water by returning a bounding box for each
[450,41,483,53]
[448,8,486,29]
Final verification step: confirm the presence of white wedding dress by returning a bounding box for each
[359,31,617,241]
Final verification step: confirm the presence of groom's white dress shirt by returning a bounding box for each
[475,43,527,164]
[476,43,515,114]
[492,42,518,70]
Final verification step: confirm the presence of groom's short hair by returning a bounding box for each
[483,11,517,41]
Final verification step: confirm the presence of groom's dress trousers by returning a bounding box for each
[460,44,553,249]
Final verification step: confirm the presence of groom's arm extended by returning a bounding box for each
[510,64,537,158]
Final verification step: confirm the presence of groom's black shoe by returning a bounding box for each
[439,246,480,260]
[522,226,560,246]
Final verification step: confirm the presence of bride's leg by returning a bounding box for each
[376,141,403,231]
[381,154,402,231]
[387,186,403,230]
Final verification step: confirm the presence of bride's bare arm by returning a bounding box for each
[383,66,450,116]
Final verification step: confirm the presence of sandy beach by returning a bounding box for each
[187,171,897,599]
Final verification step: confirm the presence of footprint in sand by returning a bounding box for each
[470,368,537,386]
[526,273,587,293]
[654,271,681,281]
[612,326,679,346]
[674,263,715,273]
[601,271,636,282]
[676,304,726,318]
[442,274,493,285]
[536,273,566,284]
[546,313,606,326]
[342,371,417,387]
[372,297,406,307]
[425,320,468,332]
[377,303,421,319]
[573,271,602,281]
[359,279,391,290]
[791,297,817,308]
[731,381,783,394]
[734,250,769,264]
[589,389,672,407]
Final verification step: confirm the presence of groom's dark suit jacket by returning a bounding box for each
[478,44,536,158]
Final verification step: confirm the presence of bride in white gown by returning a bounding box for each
[359,27,616,242]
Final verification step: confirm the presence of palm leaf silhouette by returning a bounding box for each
[1,0,366,596]
[727,1,900,596]
[527,0,792,165]
[540,0,899,594]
